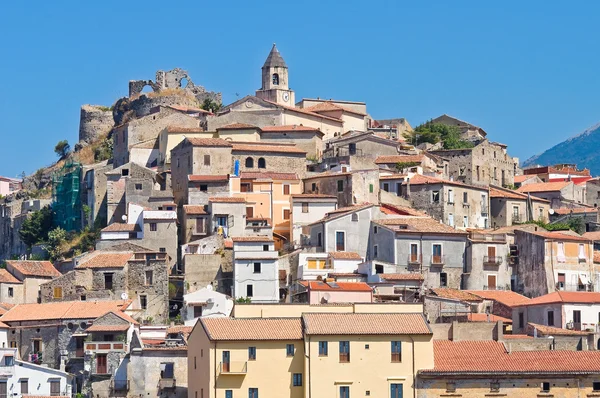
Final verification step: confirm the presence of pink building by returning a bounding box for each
[299,281,373,304]
[0,177,22,197]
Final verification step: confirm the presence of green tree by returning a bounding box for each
[46,227,67,262]
[200,98,222,113]
[404,122,474,149]
[54,140,71,158]
[19,206,54,249]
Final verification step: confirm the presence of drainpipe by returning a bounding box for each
[213,342,217,398]
[306,335,312,398]
[409,335,416,398]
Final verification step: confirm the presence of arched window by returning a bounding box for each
[245,157,254,168]
[258,158,266,169]
[272,73,279,85]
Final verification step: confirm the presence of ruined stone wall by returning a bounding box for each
[207,110,281,131]
[129,349,188,398]
[79,105,114,144]
[184,254,224,293]
[40,269,95,303]
[127,259,169,324]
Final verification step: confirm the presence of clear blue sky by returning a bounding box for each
[1,0,599,178]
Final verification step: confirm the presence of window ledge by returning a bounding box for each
[440,394,462,397]
[537,394,553,398]
[485,394,507,397]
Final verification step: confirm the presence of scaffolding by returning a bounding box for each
[52,160,82,231]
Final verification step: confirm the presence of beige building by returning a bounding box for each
[158,126,213,171]
[188,304,434,398]
[4,260,62,304]
[489,185,550,227]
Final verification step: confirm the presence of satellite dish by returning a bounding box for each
[548,209,554,215]
[121,292,129,300]
[322,293,331,302]
[206,285,213,291]
[121,215,127,221]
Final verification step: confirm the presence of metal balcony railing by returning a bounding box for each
[431,255,445,266]
[483,256,502,265]
[85,341,127,353]
[407,254,421,265]
[219,361,247,375]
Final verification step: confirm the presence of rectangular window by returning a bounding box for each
[463,215,468,227]
[135,183,142,191]
[518,312,524,328]
[337,180,344,192]
[200,184,208,192]
[225,391,233,398]
[246,285,253,297]
[547,310,554,326]
[248,347,256,360]
[253,263,261,274]
[194,306,203,318]
[593,382,600,392]
[446,382,456,393]
[490,382,500,393]
[3,356,13,366]
[448,213,454,227]
[150,223,157,232]
[374,226,378,234]
[369,184,373,193]
[463,192,468,203]
[440,272,448,287]
[340,386,350,398]
[246,207,254,218]
[248,388,258,398]
[283,185,290,195]
[161,362,174,378]
[432,190,440,203]
[286,344,295,357]
[204,155,210,166]
[140,295,147,310]
[241,183,251,192]
[104,273,113,290]
[557,242,566,262]
[145,271,153,286]
[263,244,269,251]
[390,384,403,398]
[283,209,290,220]
[311,183,316,192]
[7,287,12,297]
[53,287,63,299]
[339,341,350,363]
[541,382,550,392]
[50,381,60,396]
[351,213,358,222]
[302,202,309,213]
[20,380,28,394]
[391,341,402,362]
[579,244,586,259]
[373,245,378,259]
[336,231,345,251]
[318,341,328,356]
[196,217,207,234]
[448,189,454,204]
[432,244,442,264]
[383,183,389,192]
[292,373,302,387]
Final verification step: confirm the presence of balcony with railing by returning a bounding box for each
[407,254,422,266]
[481,205,489,216]
[512,213,522,224]
[0,365,14,377]
[483,256,503,266]
[431,255,445,266]
[85,341,127,354]
[483,285,508,291]
[219,361,247,375]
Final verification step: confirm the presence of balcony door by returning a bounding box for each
[487,275,497,290]
[0,382,6,398]
[96,354,107,374]
[222,351,230,372]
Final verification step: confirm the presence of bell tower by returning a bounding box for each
[256,44,295,105]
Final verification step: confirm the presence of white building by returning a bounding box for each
[182,286,233,326]
[232,237,279,302]
[0,347,73,397]
[290,194,337,246]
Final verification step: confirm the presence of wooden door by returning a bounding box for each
[487,275,496,290]
[96,354,107,374]
[222,351,230,372]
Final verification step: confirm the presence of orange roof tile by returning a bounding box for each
[216,123,259,130]
[528,322,591,336]
[231,236,274,242]
[379,273,424,281]
[187,138,232,147]
[231,143,306,154]
[524,229,590,242]
[303,101,367,116]
[467,290,531,307]
[260,125,323,134]
[305,281,373,292]
[165,126,207,134]
[183,205,207,215]
[76,252,133,269]
[594,251,600,264]
[430,288,483,302]
[554,207,598,215]
[517,181,570,193]
[209,197,246,203]
[201,317,303,341]
[1,300,131,322]
[583,231,600,241]
[380,203,427,216]
[263,100,343,123]
[375,154,424,164]
[240,172,298,180]
[405,174,488,191]
[374,216,467,235]
[467,313,512,323]
[6,260,61,278]
[290,194,337,199]
[101,223,141,233]
[188,175,229,182]
[514,175,536,183]
[423,340,600,375]
[167,325,193,335]
[86,324,130,332]
[0,269,22,284]
[514,291,600,306]
[328,252,362,260]
[303,313,431,335]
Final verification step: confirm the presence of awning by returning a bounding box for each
[579,274,590,285]
[71,333,88,337]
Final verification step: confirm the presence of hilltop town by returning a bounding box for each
[1,45,600,398]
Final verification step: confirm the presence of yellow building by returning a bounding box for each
[188,308,434,398]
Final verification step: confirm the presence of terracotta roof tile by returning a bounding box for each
[86,324,130,332]
[231,143,306,154]
[231,236,274,242]
[524,229,590,242]
[305,281,372,292]
[201,317,303,341]
[528,322,591,336]
[261,125,323,135]
[375,154,424,164]
[76,252,133,269]
[165,126,208,134]
[209,197,246,203]
[554,207,597,215]
[517,181,570,193]
[303,101,367,116]
[430,288,484,302]
[101,223,141,233]
[514,175,536,183]
[240,172,298,180]
[594,251,600,264]
[328,272,366,278]
[405,174,488,191]
[328,252,362,260]
[290,194,337,199]
[0,269,22,284]
[380,203,427,216]
[1,300,131,322]
[167,325,193,335]
[183,205,207,215]
[217,123,259,130]
[514,291,600,306]
[583,232,600,241]
[379,273,424,281]
[374,216,467,235]
[6,260,61,278]
[263,100,343,123]
[467,290,531,307]
[188,175,229,182]
[423,340,600,375]
[187,138,232,147]
[303,313,431,335]
[467,313,512,323]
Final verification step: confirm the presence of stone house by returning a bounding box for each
[463,231,511,291]
[186,175,230,206]
[369,117,413,140]
[307,204,381,260]
[82,160,112,227]
[375,152,448,178]
[0,269,23,305]
[514,229,594,297]
[404,174,490,229]
[231,142,307,177]
[105,162,162,225]
[430,139,518,187]
[207,197,247,239]
[112,106,200,168]
[430,114,487,142]
[463,289,531,320]
[170,137,233,206]
[0,300,134,395]
[368,217,468,290]
[5,260,62,304]
[232,237,279,302]
[489,185,551,227]
[129,137,160,168]
[303,169,380,208]
[182,286,233,326]
[294,281,373,304]
[298,99,369,133]
[550,207,600,233]
[319,131,400,171]
[289,194,338,247]
[158,126,213,171]
[259,125,324,159]
[582,178,600,207]
[517,181,586,209]
[40,247,169,324]
[215,123,261,142]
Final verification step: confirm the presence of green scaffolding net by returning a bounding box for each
[52,160,82,231]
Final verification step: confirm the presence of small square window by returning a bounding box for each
[263,244,269,251]
[446,382,456,393]
[541,382,550,392]
[150,223,157,232]
[200,185,208,192]
[286,344,295,357]
[593,382,600,392]
[365,392,370,396]
[135,183,142,190]
[351,213,358,222]
[253,263,261,274]
[248,347,256,360]
[337,180,344,192]
[364,344,369,349]
[122,169,129,177]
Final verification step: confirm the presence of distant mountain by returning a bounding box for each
[523,122,600,174]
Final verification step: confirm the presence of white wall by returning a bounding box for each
[183,287,233,325]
